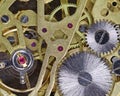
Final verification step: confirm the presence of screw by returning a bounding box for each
[95,30,109,45]
[20,15,29,23]
[7,36,15,45]
[78,71,92,86]
[1,15,9,23]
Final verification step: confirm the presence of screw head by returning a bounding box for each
[95,30,109,45]
[7,36,15,45]
[20,15,29,23]
[78,71,92,86]
[1,15,9,23]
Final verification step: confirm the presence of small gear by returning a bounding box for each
[57,52,113,96]
[86,20,119,55]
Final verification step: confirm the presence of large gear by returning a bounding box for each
[57,52,113,96]
[86,20,119,55]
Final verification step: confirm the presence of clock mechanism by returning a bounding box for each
[0,0,120,96]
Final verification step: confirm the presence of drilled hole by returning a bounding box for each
[112,2,117,6]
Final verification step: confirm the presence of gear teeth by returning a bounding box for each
[49,3,77,21]
[69,43,80,50]
[85,19,119,56]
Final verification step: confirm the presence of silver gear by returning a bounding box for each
[58,52,113,96]
[86,20,119,55]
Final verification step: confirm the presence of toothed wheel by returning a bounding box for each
[86,20,119,55]
[58,52,113,96]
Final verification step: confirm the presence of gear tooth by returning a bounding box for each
[101,52,106,56]
[100,19,103,23]
[104,19,111,23]
[104,52,107,55]
[95,20,98,24]
[107,51,111,55]
[84,33,87,36]
[85,19,119,56]
[69,44,80,50]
